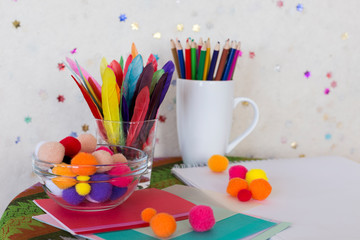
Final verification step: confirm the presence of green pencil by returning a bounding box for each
[191,40,197,80]
[197,44,207,80]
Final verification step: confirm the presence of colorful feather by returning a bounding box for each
[150,69,164,94]
[159,61,175,105]
[100,57,108,80]
[123,54,143,106]
[146,73,168,120]
[146,54,158,72]
[88,77,102,104]
[123,54,133,80]
[102,67,120,144]
[119,56,124,70]
[131,42,138,59]
[126,86,150,147]
[110,60,124,89]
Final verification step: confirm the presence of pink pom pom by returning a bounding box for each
[229,165,248,179]
[189,205,215,232]
[108,165,133,187]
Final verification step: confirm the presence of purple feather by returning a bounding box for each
[121,96,129,122]
[159,61,175,105]
[146,73,168,120]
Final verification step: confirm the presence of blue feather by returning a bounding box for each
[123,55,143,105]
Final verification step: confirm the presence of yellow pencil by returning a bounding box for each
[203,39,211,80]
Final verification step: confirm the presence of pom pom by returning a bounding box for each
[92,150,114,173]
[249,179,272,200]
[229,165,248,179]
[71,152,98,176]
[35,141,46,156]
[141,208,157,222]
[245,169,268,184]
[112,153,128,163]
[77,134,97,153]
[189,205,215,232]
[62,187,85,205]
[237,189,252,202]
[150,213,177,238]
[110,186,127,200]
[52,163,77,189]
[60,136,81,157]
[226,177,248,197]
[96,146,113,155]
[62,155,72,164]
[45,179,63,196]
[75,183,91,196]
[108,165,133,187]
[52,177,77,189]
[52,163,76,177]
[208,155,229,172]
[89,173,112,202]
[37,141,65,164]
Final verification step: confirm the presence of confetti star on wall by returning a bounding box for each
[341,32,349,40]
[290,141,298,149]
[131,22,139,30]
[277,1,284,7]
[119,14,127,22]
[177,24,184,32]
[82,124,89,132]
[15,136,20,144]
[159,115,167,123]
[12,20,20,28]
[57,95,65,102]
[331,81,337,88]
[324,88,330,95]
[70,48,77,54]
[296,3,304,12]
[326,72,332,78]
[192,24,200,32]
[153,32,161,39]
[58,63,65,71]
[304,70,311,78]
[249,52,255,59]
[70,131,78,137]
[24,116,32,124]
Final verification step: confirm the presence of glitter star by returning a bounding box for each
[58,63,65,71]
[304,71,311,78]
[341,32,349,40]
[131,22,139,30]
[159,115,167,123]
[324,88,330,95]
[296,3,304,12]
[192,24,200,32]
[238,50,242,57]
[57,95,65,102]
[119,14,127,22]
[325,133,332,140]
[82,124,89,132]
[153,32,161,39]
[70,48,77,54]
[326,72,332,78]
[177,24,184,32]
[277,1,283,7]
[24,116,32,124]
[290,141,298,149]
[70,131,78,138]
[249,52,255,59]
[12,20,20,28]
[331,81,337,88]
[15,136,20,144]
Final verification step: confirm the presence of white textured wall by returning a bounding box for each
[0,0,359,215]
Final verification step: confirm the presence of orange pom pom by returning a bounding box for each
[208,155,229,172]
[52,177,76,189]
[226,177,248,197]
[71,152,98,176]
[150,213,177,238]
[52,163,76,177]
[249,179,272,200]
[141,208,157,222]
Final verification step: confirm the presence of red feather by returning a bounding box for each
[110,60,124,89]
[126,86,150,147]
[123,54,133,80]
[88,77,102,104]
[146,54,158,72]
[71,75,102,119]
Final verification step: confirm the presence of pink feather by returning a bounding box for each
[146,54,158,72]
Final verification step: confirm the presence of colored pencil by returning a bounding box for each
[170,39,181,78]
[228,42,241,80]
[214,39,230,80]
[203,39,211,80]
[197,37,203,65]
[222,41,237,80]
[177,40,186,79]
[191,40,197,80]
[207,41,220,80]
[185,40,192,79]
[197,44,207,80]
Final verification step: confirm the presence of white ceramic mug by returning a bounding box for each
[176,79,259,165]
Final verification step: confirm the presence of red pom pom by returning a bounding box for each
[237,189,252,202]
[60,136,81,157]
[189,205,215,232]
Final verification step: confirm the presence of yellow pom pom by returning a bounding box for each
[150,213,177,238]
[208,155,229,172]
[75,183,91,196]
[76,175,90,182]
[141,208,157,222]
[245,169,268,184]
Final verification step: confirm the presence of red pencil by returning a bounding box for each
[185,40,192,79]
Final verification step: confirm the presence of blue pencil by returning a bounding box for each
[221,41,236,80]
[207,42,220,80]
[177,40,186,79]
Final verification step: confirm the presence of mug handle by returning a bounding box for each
[226,97,259,154]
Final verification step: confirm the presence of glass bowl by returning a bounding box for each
[32,144,148,211]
